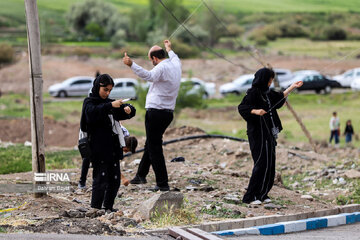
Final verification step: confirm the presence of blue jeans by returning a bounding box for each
[345,133,352,143]
[329,130,339,144]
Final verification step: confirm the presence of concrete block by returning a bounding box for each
[257,224,284,235]
[326,215,346,227]
[283,221,306,233]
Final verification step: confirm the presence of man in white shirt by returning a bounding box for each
[123,40,181,191]
[329,111,340,145]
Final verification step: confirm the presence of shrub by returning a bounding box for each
[111,29,126,49]
[278,21,308,38]
[324,26,347,40]
[0,43,15,64]
[170,39,201,59]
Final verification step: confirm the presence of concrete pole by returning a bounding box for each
[24,0,46,197]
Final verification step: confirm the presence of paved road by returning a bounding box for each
[225,222,360,240]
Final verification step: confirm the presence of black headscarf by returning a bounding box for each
[251,68,275,92]
[80,74,114,132]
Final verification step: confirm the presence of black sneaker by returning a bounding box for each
[149,185,170,192]
[130,175,147,184]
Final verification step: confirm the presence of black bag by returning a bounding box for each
[78,136,92,159]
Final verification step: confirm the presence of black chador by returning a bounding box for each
[238,68,286,204]
[80,76,135,210]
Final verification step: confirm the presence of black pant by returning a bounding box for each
[79,157,91,186]
[243,135,276,203]
[136,109,173,187]
[91,158,121,210]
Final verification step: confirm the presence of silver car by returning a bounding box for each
[48,76,94,97]
[109,78,138,99]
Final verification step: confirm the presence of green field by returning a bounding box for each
[1,0,360,28]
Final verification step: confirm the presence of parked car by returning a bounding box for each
[333,68,360,87]
[274,68,293,82]
[219,74,254,96]
[279,70,321,89]
[48,76,94,97]
[281,73,340,94]
[181,78,216,98]
[109,78,138,99]
[350,78,360,91]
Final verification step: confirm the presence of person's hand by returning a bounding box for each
[112,99,123,108]
[251,109,267,116]
[123,52,133,67]
[164,39,171,52]
[291,81,303,88]
[124,106,131,114]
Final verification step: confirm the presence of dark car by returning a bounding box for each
[284,73,341,94]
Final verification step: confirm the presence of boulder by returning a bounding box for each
[344,169,360,179]
[134,192,184,220]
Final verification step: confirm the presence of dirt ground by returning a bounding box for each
[1,125,359,236]
[1,55,360,236]
[1,53,360,94]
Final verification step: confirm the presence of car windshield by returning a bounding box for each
[233,76,252,84]
[292,74,307,81]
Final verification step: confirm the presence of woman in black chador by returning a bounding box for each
[80,74,136,211]
[238,68,302,205]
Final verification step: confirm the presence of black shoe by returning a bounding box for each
[149,185,170,192]
[130,175,147,184]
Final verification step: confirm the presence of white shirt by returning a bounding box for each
[329,116,340,131]
[130,50,181,110]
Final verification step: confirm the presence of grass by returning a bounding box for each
[268,38,360,59]
[0,145,81,174]
[336,180,360,205]
[143,199,200,228]
[200,202,246,219]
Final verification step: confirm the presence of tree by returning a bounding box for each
[66,0,128,41]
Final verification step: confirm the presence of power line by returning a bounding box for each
[157,0,254,71]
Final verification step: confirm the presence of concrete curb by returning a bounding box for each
[145,204,360,235]
[212,212,360,236]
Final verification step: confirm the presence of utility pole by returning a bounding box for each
[25,0,46,197]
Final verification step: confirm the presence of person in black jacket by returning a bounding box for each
[344,119,354,145]
[238,68,302,205]
[80,74,136,211]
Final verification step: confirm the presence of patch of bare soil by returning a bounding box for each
[0,117,78,148]
[1,126,359,236]
[1,54,360,94]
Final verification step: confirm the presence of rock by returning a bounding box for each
[112,223,126,234]
[344,169,360,179]
[76,207,88,213]
[85,209,105,218]
[185,185,198,191]
[274,172,283,186]
[303,177,315,182]
[219,162,227,169]
[134,192,184,220]
[235,150,249,158]
[223,195,241,204]
[200,186,215,192]
[120,217,138,227]
[264,203,282,209]
[301,195,314,201]
[66,209,85,218]
[338,177,347,185]
[291,181,300,188]
[24,141,32,147]
[130,159,141,166]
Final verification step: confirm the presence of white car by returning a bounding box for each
[48,76,94,97]
[181,77,216,98]
[109,78,138,99]
[219,74,254,95]
[274,68,293,82]
[350,78,360,91]
[333,68,360,87]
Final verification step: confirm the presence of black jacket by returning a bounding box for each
[238,68,286,139]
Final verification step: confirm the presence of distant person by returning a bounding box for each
[329,112,340,146]
[238,68,303,205]
[344,119,354,145]
[80,74,136,212]
[123,39,181,192]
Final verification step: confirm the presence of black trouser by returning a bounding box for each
[136,109,173,187]
[79,157,90,186]
[242,135,276,203]
[91,158,120,210]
